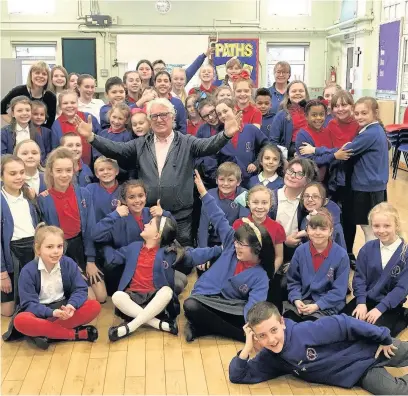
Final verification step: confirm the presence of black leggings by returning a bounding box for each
[343,298,408,337]
[183,298,245,342]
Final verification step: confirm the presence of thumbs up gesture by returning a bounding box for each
[116,201,129,217]
[150,199,164,217]
[73,114,94,142]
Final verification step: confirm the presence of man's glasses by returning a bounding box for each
[150,112,171,121]
[286,168,305,180]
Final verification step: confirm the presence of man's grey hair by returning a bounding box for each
[146,98,176,120]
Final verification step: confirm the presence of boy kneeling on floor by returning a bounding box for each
[229,301,408,395]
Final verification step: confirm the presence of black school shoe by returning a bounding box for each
[184,321,197,342]
[159,320,178,336]
[108,322,130,342]
[25,336,49,350]
[74,325,98,342]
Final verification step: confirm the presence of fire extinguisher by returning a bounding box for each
[330,66,337,83]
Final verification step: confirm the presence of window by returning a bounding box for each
[268,0,311,16]
[382,0,405,21]
[267,45,308,86]
[13,44,57,82]
[8,0,55,15]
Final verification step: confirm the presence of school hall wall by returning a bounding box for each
[1,0,337,91]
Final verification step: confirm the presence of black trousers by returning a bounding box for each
[343,298,408,337]
[183,297,245,342]
[282,309,318,323]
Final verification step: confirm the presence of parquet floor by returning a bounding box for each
[1,170,408,395]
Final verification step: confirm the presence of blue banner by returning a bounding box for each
[213,38,259,87]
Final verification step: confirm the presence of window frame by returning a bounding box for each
[266,44,309,87]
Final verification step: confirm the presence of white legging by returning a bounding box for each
[112,286,173,333]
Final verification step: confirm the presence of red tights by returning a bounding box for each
[14,300,101,340]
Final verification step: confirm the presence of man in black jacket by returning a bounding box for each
[74,97,240,248]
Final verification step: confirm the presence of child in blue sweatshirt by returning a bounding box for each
[215,98,268,187]
[31,100,52,157]
[60,133,94,187]
[86,156,120,223]
[285,207,349,322]
[8,225,101,350]
[38,147,107,303]
[247,144,284,190]
[344,202,408,336]
[230,301,408,394]
[297,182,346,249]
[255,88,276,139]
[183,171,275,343]
[100,77,135,130]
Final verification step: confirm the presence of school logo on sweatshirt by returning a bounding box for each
[267,124,272,132]
[162,260,169,269]
[245,142,253,152]
[230,202,238,209]
[391,265,401,277]
[81,199,87,208]
[239,284,249,294]
[306,348,317,361]
[327,267,334,281]
[111,199,120,207]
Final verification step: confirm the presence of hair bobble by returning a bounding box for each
[159,216,167,237]
[242,217,262,246]
[231,70,251,82]
[131,108,147,115]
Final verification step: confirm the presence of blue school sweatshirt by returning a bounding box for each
[1,193,39,273]
[287,242,350,313]
[268,84,285,115]
[270,110,293,149]
[185,53,207,83]
[75,160,94,187]
[1,125,47,165]
[299,200,346,250]
[220,125,268,186]
[38,185,96,262]
[170,96,187,135]
[18,256,88,318]
[195,123,236,181]
[191,193,270,319]
[50,112,100,149]
[229,314,393,388]
[37,126,52,157]
[316,122,389,192]
[197,186,250,247]
[353,239,408,313]
[260,111,276,139]
[92,206,173,248]
[86,182,121,223]
[323,113,334,127]
[247,174,284,191]
[38,172,47,194]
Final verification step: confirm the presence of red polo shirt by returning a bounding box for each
[327,118,359,148]
[289,105,308,142]
[49,184,81,239]
[310,241,332,272]
[187,119,202,136]
[127,245,158,293]
[304,126,333,149]
[188,84,217,95]
[218,190,236,200]
[133,213,144,231]
[239,103,262,126]
[234,260,257,276]
[233,215,286,245]
[59,112,92,166]
[101,181,119,194]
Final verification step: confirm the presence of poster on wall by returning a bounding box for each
[377,20,401,92]
[213,38,259,87]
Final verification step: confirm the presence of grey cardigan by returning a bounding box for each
[91,131,231,216]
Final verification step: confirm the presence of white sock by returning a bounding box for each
[112,288,173,336]
[361,225,376,243]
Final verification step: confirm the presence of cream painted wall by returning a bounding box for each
[1,0,340,90]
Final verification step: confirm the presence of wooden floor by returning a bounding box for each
[2,170,408,396]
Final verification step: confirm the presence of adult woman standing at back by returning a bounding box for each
[1,61,56,129]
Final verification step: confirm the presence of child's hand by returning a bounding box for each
[299,143,315,155]
[295,230,307,239]
[334,147,353,161]
[302,303,319,315]
[116,202,129,217]
[375,343,398,359]
[247,163,257,173]
[194,170,207,197]
[53,309,70,320]
[352,303,368,320]
[239,324,255,359]
[366,308,382,325]
[61,304,76,318]
[39,189,49,198]
[294,300,306,314]
[86,262,104,284]
[0,272,12,294]
[286,232,302,247]
[150,199,163,217]
[74,114,94,142]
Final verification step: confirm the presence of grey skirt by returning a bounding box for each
[190,294,246,316]
[283,299,336,319]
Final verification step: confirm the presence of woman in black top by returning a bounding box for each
[1,61,57,129]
